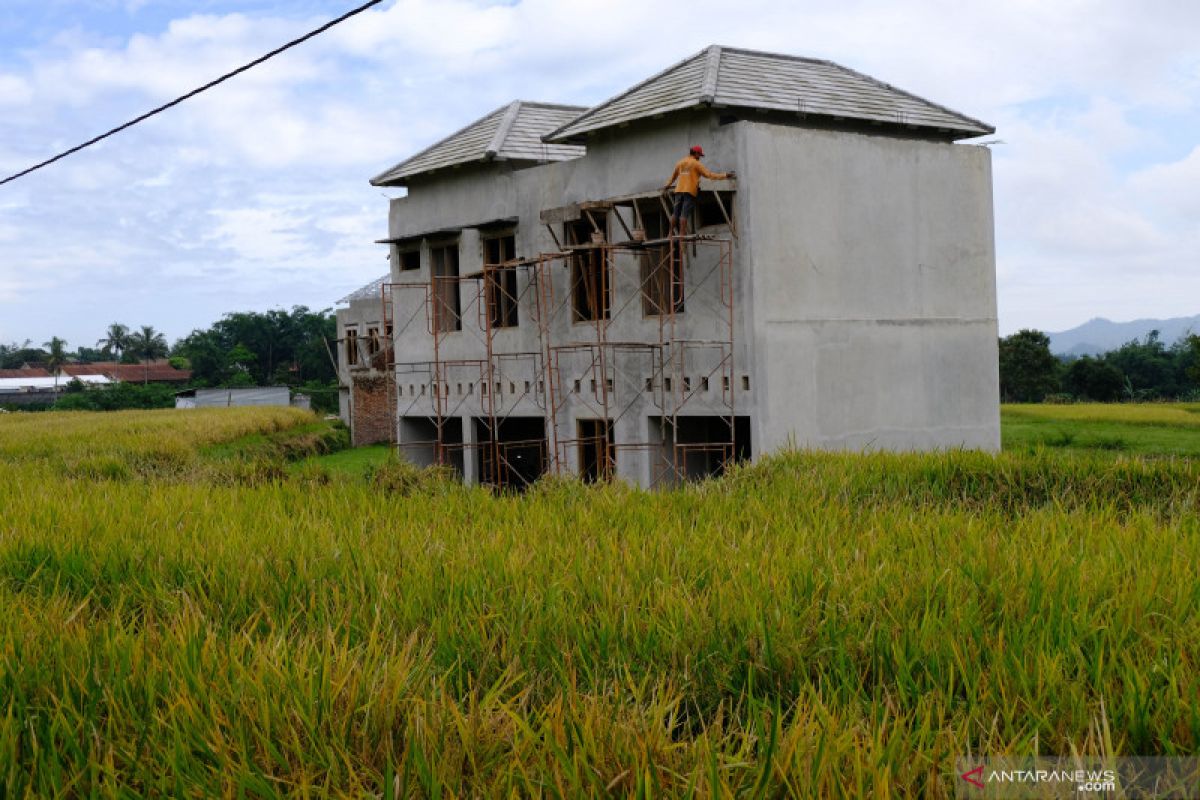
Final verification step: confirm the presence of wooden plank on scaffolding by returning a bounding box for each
[540,203,580,225]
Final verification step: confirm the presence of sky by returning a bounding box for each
[0,0,1197,349]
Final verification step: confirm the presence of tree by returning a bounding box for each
[1103,330,1177,399]
[129,325,169,384]
[1062,356,1124,401]
[1185,335,1200,388]
[998,329,1059,402]
[43,336,69,392]
[96,323,131,361]
[171,329,226,387]
[0,339,45,370]
[227,343,257,377]
[171,306,337,387]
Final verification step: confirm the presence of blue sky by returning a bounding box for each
[1,0,1198,349]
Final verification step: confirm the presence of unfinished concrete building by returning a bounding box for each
[336,275,393,446]
[340,45,1000,487]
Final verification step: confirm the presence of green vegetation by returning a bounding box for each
[0,407,1197,796]
[3,306,340,413]
[292,442,394,477]
[1003,402,1200,457]
[52,380,178,411]
[1000,328,1200,402]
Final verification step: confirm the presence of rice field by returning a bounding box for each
[1003,402,1200,457]
[1,407,1198,797]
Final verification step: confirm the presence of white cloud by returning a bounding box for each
[0,74,33,106]
[0,0,1197,344]
[1130,145,1200,223]
[206,206,314,262]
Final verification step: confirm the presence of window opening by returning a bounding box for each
[430,242,461,332]
[636,200,683,315]
[484,234,519,328]
[577,418,614,482]
[398,248,421,271]
[566,219,609,322]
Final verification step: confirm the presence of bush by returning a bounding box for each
[52,382,178,411]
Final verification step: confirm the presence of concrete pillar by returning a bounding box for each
[614,412,642,485]
[461,415,479,486]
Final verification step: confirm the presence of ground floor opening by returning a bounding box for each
[473,416,548,489]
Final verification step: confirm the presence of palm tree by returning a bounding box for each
[96,323,130,361]
[43,336,68,394]
[129,325,169,384]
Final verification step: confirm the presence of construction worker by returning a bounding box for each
[663,145,734,237]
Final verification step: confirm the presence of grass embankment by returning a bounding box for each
[292,442,394,477]
[0,406,346,481]
[0,408,1198,796]
[1002,402,1200,456]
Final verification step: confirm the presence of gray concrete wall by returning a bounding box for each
[736,123,999,451]
[375,111,999,482]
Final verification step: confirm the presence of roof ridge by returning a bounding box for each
[699,45,722,103]
[542,47,710,143]
[715,45,837,68]
[485,100,522,159]
[370,102,510,186]
[518,101,588,111]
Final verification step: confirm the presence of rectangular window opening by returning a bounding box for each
[636,201,683,315]
[577,418,614,483]
[431,242,461,332]
[344,328,360,366]
[398,248,421,271]
[485,234,519,329]
[566,219,609,322]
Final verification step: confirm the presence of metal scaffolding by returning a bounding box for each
[378,206,736,489]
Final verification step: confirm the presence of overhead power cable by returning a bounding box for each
[0,0,384,188]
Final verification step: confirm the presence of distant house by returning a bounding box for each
[0,375,111,406]
[335,275,392,445]
[1,360,192,385]
[65,360,193,384]
[175,386,298,409]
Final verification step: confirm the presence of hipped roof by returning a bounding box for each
[370,101,587,187]
[543,45,994,143]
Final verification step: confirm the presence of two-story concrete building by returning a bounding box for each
[339,45,1000,487]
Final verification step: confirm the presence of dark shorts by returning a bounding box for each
[670,192,696,222]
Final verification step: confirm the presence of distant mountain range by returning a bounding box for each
[1047,314,1200,357]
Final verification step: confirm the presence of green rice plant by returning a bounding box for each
[0,409,1197,796]
[1003,402,1200,428]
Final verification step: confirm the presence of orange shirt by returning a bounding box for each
[666,155,722,196]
